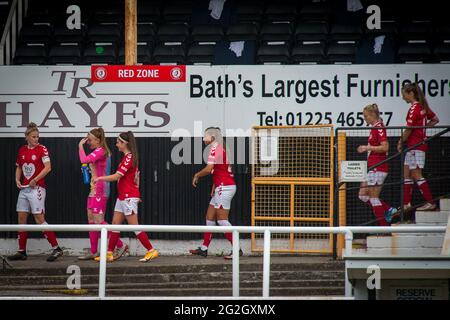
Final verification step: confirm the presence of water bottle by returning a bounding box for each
[81,164,91,185]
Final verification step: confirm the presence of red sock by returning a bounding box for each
[43,231,59,248]
[108,231,120,252]
[18,231,28,251]
[202,233,213,247]
[136,232,153,251]
[370,198,388,226]
[224,232,233,243]
[417,179,433,203]
[102,221,123,248]
[403,179,413,205]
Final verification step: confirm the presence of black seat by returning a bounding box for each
[163,3,192,23]
[83,44,117,64]
[153,44,186,64]
[291,43,326,64]
[235,3,263,23]
[19,24,52,45]
[435,23,450,42]
[48,44,82,64]
[157,23,190,43]
[14,45,47,65]
[399,21,433,41]
[397,43,432,63]
[256,43,290,64]
[118,45,152,64]
[330,24,362,43]
[260,23,292,43]
[191,25,224,43]
[137,24,157,43]
[87,24,121,43]
[227,22,259,41]
[433,43,450,62]
[295,21,328,43]
[265,4,297,23]
[299,3,330,22]
[187,43,216,64]
[327,43,358,63]
[53,23,85,44]
[138,3,161,24]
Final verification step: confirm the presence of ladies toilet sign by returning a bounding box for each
[340,161,367,182]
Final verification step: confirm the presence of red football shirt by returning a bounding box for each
[116,153,140,200]
[367,121,388,173]
[15,144,50,188]
[406,102,433,152]
[207,143,235,187]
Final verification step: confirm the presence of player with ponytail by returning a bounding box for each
[78,128,128,260]
[398,83,439,211]
[94,131,158,262]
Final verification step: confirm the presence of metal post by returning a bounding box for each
[400,128,405,222]
[98,228,108,299]
[262,230,271,298]
[345,262,353,298]
[232,230,240,297]
[345,230,353,257]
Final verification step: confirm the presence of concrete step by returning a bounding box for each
[440,198,450,211]
[367,235,444,249]
[0,270,345,286]
[0,279,345,291]
[366,247,442,256]
[415,211,449,225]
[0,286,345,297]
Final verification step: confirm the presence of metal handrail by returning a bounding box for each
[0,224,446,299]
[0,0,27,65]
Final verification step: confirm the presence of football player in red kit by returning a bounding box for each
[94,131,158,262]
[190,127,243,260]
[398,83,439,211]
[357,104,397,225]
[7,123,63,262]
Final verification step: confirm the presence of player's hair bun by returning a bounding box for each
[25,122,39,136]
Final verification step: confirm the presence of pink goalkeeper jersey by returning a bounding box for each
[79,147,111,198]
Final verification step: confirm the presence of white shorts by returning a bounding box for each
[114,198,140,216]
[404,150,426,169]
[210,185,236,210]
[16,186,46,214]
[366,171,388,186]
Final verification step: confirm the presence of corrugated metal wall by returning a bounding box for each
[0,137,252,240]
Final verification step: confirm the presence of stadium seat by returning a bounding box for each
[157,23,190,43]
[227,22,259,41]
[264,4,297,23]
[365,21,398,37]
[137,23,157,43]
[48,44,82,64]
[327,43,358,63]
[163,3,193,23]
[260,23,292,43]
[82,44,117,64]
[187,43,216,64]
[235,3,263,23]
[153,44,186,64]
[329,24,362,43]
[435,23,450,42]
[294,21,328,43]
[13,45,47,65]
[397,43,432,63]
[87,24,121,44]
[433,43,450,63]
[118,44,152,64]
[53,23,85,44]
[256,43,290,64]
[18,24,52,45]
[298,3,330,22]
[399,21,433,42]
[291,43,326,64]
[191,25,224,43]
[138,3,161,24]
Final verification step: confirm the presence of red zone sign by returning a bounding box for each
[91,65,186,82]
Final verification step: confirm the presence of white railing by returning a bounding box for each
[0,0,28,65]
[0,224,446,299]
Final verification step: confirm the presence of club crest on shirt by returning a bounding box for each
[31,154,37,161]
